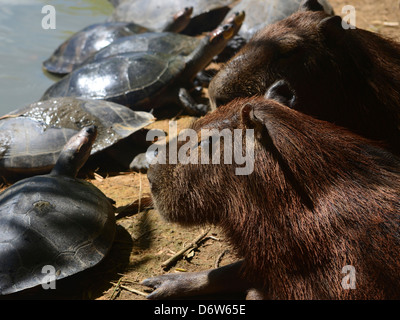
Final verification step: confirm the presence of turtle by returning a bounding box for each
[0,97,154,176]
[42,7,193,75]
[75,11,245,71]
[73,31,202,71]
[40,13,245,116]
[109,0,236,36]
[0,126,116,295]
[228,0,334,41]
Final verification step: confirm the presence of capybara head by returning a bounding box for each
[148,96,400,299]
[208,0,400,153]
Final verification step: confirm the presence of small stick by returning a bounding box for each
[138,172,143,214]
[215,249,230,268]
[111,283,148,297]
[161,228,210,270]
[109,278,122,300]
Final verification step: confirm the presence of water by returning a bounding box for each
[0,0,113,116]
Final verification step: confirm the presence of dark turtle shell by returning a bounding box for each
[0,117,77,176]
[110,0,235,35]
[41,52,187,110]
[0,129,116,295]
[0,98,154,175]
[74,32,201,70]
[43,22,150,75]
[41,20,242,113]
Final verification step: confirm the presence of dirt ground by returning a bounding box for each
[2,0,399,300]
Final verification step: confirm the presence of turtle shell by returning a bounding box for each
[0,98,154,175]
[41,52,187,110]
[75,32,201,70]
[43,22,150,75]
[0,117,77,175]
[109,0,235,34]
[0,164,115,295]
[227,0,334,41]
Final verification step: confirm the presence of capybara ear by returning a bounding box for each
[240,102,271,141]
[319,15,346,44]
[240,103,258,129]
[265,80,296,108]
[299,0,324,12]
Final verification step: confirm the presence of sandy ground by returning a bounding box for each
[1,0,399,300]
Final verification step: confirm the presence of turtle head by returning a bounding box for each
[164,7,193,32]
[51,125,97,177]
[182,12,244,81]
[210,23,235,44]
[209,11,245,45]
[222,10,245,32]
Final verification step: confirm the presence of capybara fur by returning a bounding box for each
[147,97,400,299]
[209,0,400,153]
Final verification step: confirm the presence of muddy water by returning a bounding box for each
[0,0,113,116]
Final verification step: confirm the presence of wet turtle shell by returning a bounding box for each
[43,7,194,76]
[43,22,151,75]
[40,19,243,115]
[109,0,235,35]
[74,31,201,70]
[0,98,154,176]
[42,52,186,110]
[0,126,116,295]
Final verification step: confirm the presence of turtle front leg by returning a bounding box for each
[142,260,255,299]
[178,88,209,116]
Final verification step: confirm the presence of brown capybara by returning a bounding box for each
[208,0,400,154]
[143,96,400,299]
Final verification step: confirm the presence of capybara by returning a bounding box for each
[143,96,400,299]
[208,0,400,153]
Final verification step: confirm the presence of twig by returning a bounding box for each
[138,172,143,215]
[111,282,148,297]
[371,20,399,27]
[161,228,211,270]
[215,249,230,268]
[109,278,122,300]
[205,236,220,241]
